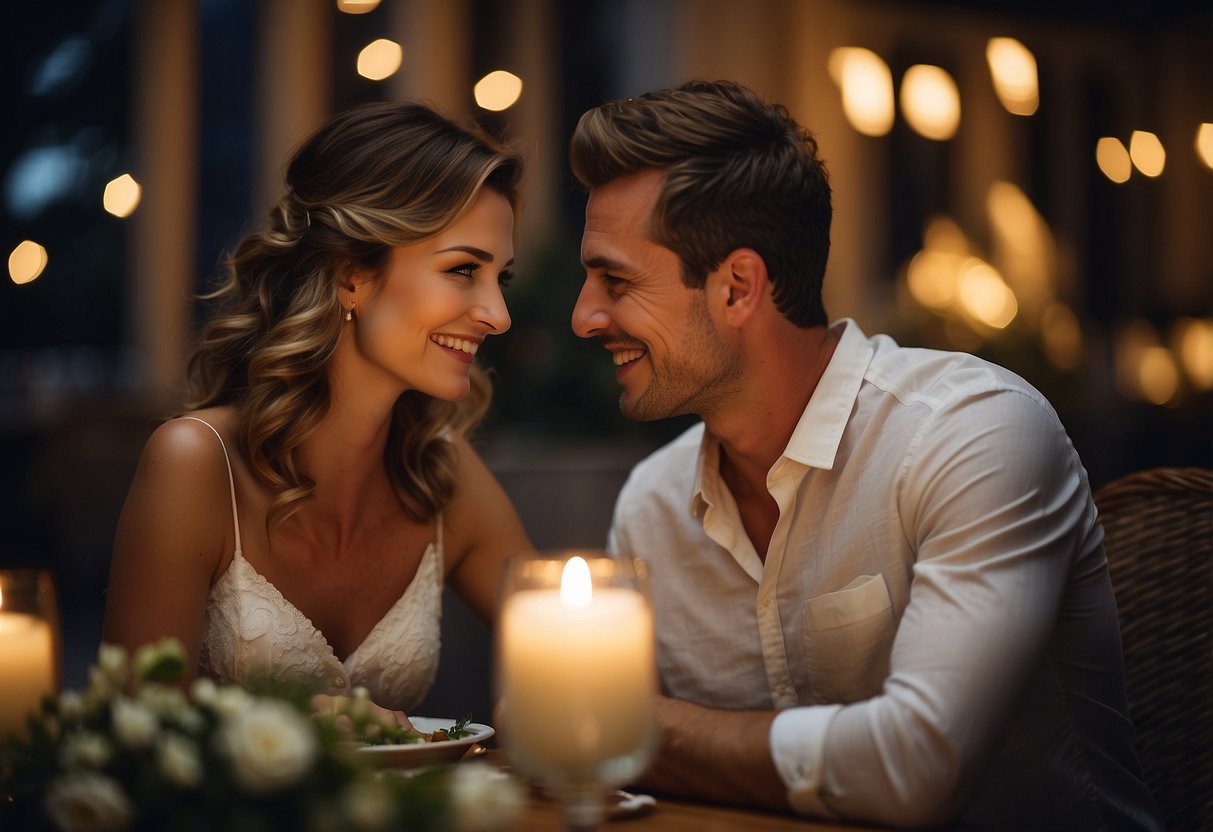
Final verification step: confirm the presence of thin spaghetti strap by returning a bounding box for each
[177,416,244,557]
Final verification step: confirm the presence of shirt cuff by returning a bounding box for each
[770,705,843,818]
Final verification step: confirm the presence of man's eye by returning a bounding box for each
[449,262,479,278]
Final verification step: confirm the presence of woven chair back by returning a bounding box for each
[1094,467,1213,832]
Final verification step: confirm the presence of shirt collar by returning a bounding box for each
[782,318,873,470]
[688,318,874,517]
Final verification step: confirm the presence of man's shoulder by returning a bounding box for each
[865,336,1047,411]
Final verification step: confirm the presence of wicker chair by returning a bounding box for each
[1093,467,1213,832]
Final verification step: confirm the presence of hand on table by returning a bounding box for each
[310,690,414,737]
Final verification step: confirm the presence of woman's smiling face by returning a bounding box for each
[346,186,515,401]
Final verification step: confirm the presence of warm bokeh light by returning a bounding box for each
[1096,137,1132,183]
[1138,347,1180,405]
[986,37,1039,116]
[337,0,380,13]
[9,240,48,285]
[356,39,402,81]
[474,70,523,111]
[986,181,1055,318]
[1195,123,1213,170]
[958,259,1017,329]
[827,47,895,136]
[1129,130,1165,177]
[907,249,963,309]
[103,173,141,218]
[1041,303,1084,370]
[1114,319,1160,401]
[900,64,960,141]
[1172,317,1213,391]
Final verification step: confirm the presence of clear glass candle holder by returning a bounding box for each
[496,551,656,831]
[0,569,60,742]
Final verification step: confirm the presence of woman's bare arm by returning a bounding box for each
[442,435,534,625]
[103,418,232,676]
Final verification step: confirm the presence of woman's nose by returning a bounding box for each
[475,284,512,334]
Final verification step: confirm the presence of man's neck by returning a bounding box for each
[706,323,839,485]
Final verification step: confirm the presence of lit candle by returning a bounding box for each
[0,585,56,740]
[499,557,655,770]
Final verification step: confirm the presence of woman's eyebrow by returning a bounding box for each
[436,244,495,262]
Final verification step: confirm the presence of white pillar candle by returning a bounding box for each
[0,609,55,740]
[500,559,655,770]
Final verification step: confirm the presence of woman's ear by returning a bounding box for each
[710,248,767,326]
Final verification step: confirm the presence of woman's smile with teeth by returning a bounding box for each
[613,349,645,366]
[431,334,479,354]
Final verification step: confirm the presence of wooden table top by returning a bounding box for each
[477,749,892,831]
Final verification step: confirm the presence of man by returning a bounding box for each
[569,80,1160,830]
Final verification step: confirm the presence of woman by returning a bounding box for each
[103,101,532,723]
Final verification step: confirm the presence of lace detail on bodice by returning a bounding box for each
[198,541,443,712]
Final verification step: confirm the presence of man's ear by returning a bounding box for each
[710,248,768,326]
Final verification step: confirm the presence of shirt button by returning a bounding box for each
[334,676,347,689]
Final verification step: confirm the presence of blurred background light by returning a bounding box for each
[102,173,141,218]
[29,36,92,97]
[1172,317,1213,391]
[1195,123,1213,170]
[1096,137,1132,183]
[8,240,48,285]
[900,64,960,140]
[1138,346,1180,405]
[828,47,895,136]
[1040,303,1084,370]
[1128,130,1165,177]
[337,0,381,13]
[474,70,523,111]
[4,145,90,220]
[986,37,1039,116]
[957,259,1017,329]
[356,39,402,81]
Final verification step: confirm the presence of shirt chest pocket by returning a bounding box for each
[802,573,895,705]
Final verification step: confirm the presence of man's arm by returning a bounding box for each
[636,695,788,810]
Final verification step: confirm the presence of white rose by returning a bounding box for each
[341,778,395,829]
[111,698,158,749]
[189,677,218,708]
[45,771,134,832]
[157,733,203,788]
[58,691,87,722]
[211,685,251,719]
[96,644,129,688]
[449,763,524,832]
[86,667,118,705]
[137,684,188,719]
[217,699,318,793]
[60,733,112,769]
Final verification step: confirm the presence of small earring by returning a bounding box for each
[344,305,354,322]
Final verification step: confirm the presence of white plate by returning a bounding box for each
[357,717,494,768]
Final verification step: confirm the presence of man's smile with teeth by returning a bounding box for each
[613,349,645,366]
[431,334,479,354]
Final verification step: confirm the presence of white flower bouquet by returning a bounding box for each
[0,639,521,832]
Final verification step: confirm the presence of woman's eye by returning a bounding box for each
[449,262,479,278]
[498,270,514,288]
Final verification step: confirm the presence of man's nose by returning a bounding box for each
[571,278,610,339]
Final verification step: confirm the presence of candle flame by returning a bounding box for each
[560,556,592,608]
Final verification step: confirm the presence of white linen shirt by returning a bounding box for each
[607,319,1160,831]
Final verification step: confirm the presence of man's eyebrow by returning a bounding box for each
[583,254,628,272]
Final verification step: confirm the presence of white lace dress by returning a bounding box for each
[184,418,442,712]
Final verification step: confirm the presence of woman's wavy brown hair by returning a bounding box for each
[185,101,522,533]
